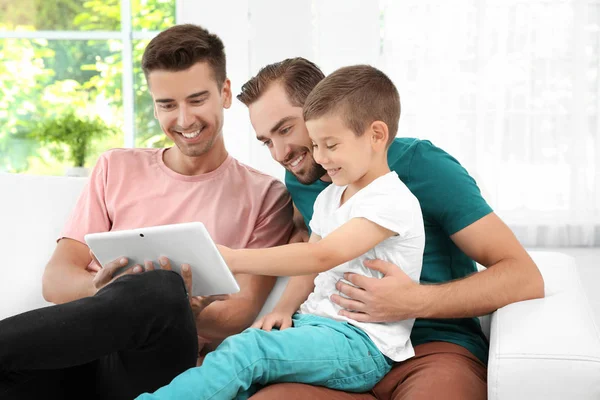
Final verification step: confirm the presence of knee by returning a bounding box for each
[140,270,188,310]
[109,270,189,317]
[389,356,487,400]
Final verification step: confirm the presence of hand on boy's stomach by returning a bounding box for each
[331,259,421,323]
[336,277,359,300]
[331,278,366,314]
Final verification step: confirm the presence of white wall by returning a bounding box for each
[178,0,385,181]
[178,0,600,246]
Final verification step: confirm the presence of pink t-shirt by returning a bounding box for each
[61,148,293,252]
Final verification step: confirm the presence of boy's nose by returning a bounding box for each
[312,148,326,165]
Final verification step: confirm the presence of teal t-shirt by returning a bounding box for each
[285,138,492,365]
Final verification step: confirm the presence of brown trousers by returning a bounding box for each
[250,342,487,400]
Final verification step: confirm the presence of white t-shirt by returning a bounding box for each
[299,171,425,362]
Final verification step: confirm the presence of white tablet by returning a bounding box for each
[84,222,240,297]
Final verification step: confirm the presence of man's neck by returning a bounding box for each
[164,144,229,176]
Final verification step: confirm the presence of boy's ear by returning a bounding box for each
[370,121,389,149]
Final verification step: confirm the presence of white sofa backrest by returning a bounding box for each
[0,173,88,319]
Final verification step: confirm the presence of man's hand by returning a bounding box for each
[177,258,230,319]
[90,252,143,291]
[331,259,423,323]
[251,310,293,331]
[87,260,102,275]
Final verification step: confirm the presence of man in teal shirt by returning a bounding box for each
[237,58,544,400]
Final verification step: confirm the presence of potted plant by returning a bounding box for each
[29,110,114,177]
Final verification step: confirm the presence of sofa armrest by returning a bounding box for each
[488,251,600,400]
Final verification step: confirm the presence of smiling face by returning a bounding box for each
[306,114,375,187]
[248,83,326,184]
[148,61,232,159]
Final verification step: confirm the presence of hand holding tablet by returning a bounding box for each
[85,222,240,297]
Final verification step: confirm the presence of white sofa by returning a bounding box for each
[1,172,599,399]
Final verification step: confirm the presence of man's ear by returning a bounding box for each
[370,121,389,150]
[222,79,232,109]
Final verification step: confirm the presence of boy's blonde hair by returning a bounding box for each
[303,65,400,146]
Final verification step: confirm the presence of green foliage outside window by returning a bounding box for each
[0,0,175,175]
[29,110,116,167]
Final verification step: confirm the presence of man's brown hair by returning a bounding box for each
[303,65,400,145]
[237,57,325,107]
[142,24,226,86]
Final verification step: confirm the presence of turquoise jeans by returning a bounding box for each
[137,314,392,400]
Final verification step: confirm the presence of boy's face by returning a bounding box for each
[306,115,373,187]
[248,83,326,184]
[148,61,232,158]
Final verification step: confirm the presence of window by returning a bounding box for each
[0,0,177,175]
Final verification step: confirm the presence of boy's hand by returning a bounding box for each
[251,310,293,331]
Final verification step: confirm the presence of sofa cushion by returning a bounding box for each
[0,173,87,319]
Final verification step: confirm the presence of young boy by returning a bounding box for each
[137,65,425,400]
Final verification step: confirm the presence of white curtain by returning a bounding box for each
[180,0,600,247]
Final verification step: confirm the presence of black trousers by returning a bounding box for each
[0,270,198,400]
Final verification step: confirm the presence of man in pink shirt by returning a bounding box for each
[0,24,293,400]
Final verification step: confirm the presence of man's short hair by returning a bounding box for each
[142,24,226,87]
[303,65,400,145]
[237,57,325,107]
